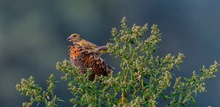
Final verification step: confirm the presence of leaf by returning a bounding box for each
[170,93,178,98]
[183,77,190,82]
[176,65,181,70]
[160,93,169,101]
[194,87,198,96]
[57,98,65,102]
[102,85,109,92]
[191,96,196,106]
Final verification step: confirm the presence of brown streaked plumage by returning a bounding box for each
[68,44,111,80]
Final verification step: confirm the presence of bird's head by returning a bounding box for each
[67,33,82,43]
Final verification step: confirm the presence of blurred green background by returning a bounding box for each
[1,0,220,106]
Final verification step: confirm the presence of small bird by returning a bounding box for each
[67,33,108,55]
[68,44,112,81]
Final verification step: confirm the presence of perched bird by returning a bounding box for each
[68,44,112,81]
[67,33,108,55]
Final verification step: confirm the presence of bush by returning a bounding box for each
[16,17,219,107]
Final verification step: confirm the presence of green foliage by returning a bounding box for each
[16,74,63,107]
[16,17,219,107]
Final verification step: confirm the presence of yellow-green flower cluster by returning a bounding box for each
[16,74,63,107]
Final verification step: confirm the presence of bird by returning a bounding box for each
[67,33,108,55]
[68,44,112,81]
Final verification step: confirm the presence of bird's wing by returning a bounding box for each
[84,52,111,80]
[94,45,108,54]
[80,39,99,49]
[69,44,112,80]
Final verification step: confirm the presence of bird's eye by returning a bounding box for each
[73,35,76,37]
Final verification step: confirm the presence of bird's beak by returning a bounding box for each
[67,36,71,42]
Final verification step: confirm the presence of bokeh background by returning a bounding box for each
[1,0,220,107]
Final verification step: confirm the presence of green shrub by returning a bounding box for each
[16,17,219,107]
